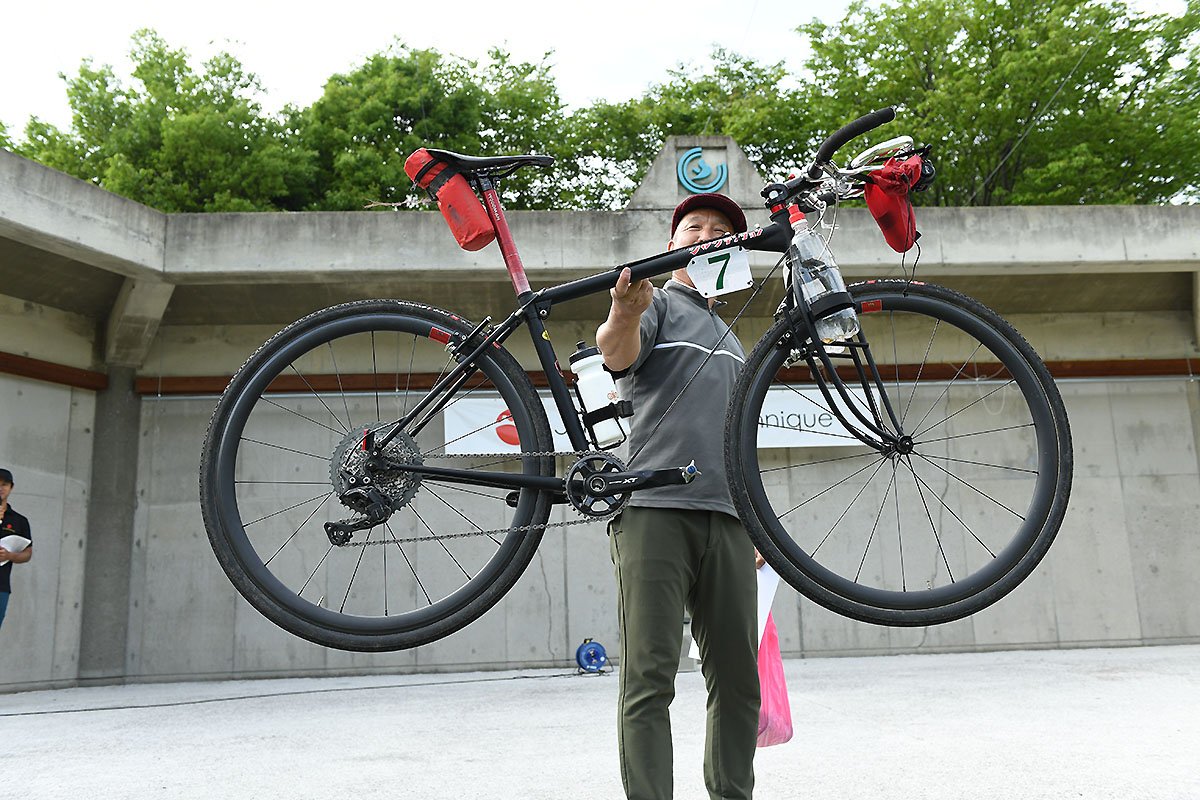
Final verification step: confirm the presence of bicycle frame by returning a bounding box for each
[376,175,791,463]
[374,175,909,495]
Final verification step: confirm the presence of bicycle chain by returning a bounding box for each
[339,450,621,547]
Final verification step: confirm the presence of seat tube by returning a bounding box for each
[479,177,531,295]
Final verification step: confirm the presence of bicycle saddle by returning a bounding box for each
[425,149,555,177]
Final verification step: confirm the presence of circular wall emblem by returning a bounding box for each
[676,147,728,193]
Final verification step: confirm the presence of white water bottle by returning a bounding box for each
[786,207,860,343]
[569,342,625,448]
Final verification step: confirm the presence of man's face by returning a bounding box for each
[0,481,11,505]
[669,208,736,290]
[669,208,735,251]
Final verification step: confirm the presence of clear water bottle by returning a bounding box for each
[785,207,860,343]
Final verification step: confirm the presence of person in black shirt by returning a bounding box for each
[0,467,33,630]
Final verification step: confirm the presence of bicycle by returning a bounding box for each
[200,107,1073,651]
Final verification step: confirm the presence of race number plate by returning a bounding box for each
[686,247,753,298]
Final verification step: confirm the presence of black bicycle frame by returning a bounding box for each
[374,179,904,494]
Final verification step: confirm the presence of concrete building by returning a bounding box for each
[1,138,1198,693]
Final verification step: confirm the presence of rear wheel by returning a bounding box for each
[200,300,554,651]
[726,281,1072,625]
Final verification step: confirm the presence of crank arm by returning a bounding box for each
[582,461,700,498]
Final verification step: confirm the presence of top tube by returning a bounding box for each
[540,220,791,307]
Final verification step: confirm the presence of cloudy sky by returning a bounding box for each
[2,0,1185,134]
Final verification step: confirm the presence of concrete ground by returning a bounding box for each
[4,644,1198,800]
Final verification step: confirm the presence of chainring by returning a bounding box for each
[566,452,631,518]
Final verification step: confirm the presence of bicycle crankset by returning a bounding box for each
[566,452,631,518]
[325,423,423,544]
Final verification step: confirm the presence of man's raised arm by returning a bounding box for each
[596,267,653,373]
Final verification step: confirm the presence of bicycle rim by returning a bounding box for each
[200,301,554,650]
[727,281,1071,625]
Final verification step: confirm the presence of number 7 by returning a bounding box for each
[709,253,731,290]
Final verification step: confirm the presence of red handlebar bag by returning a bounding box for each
[404,149,496,251]
[864,155,923,253]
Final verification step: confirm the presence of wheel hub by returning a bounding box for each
[330,423,423,515]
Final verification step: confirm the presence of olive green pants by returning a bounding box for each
[609,506,760,800]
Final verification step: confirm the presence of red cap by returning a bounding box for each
[671,193,747,236]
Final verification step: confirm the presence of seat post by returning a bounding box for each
[477,176,531,296]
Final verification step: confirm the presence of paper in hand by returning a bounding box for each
[0,534,31,565]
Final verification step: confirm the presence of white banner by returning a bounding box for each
[443,386,870,454]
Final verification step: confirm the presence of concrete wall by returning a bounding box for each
[0,373,94,687]
[4,303,1200,690]
[110,336,1200,684]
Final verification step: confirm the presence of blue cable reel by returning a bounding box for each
[575,638,609,674]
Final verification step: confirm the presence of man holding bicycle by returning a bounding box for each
[598,193,760,800]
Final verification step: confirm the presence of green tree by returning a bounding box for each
[297,43,574,211]
[19,30,313,212]
[477,48,575,210]
[297,44,482,210]
[797,0,1200,205]
[565,49,816,208]
[0,120,12,151]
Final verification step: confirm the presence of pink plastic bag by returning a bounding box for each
[756,612,793,747]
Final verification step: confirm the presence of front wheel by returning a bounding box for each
[726,281,1072,626]
[200,300,555,651]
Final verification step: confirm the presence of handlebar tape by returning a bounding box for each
[807,107,897,178]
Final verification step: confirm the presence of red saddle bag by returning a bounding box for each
[864,155,924,253]
[404,149,496,252]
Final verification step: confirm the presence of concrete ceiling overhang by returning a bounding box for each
[3,148,1198,361]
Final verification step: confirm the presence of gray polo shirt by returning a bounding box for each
[617,279,746,518]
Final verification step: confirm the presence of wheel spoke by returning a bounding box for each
[913,379,1018,440]
[918,453,1037,475]
[264,493,334,567]
[340,526,374,612]
[760,449,877,475]
[410,506,471,579]
[855,466,895,583]
[777,455,889,519]
[902,457,997,559]
[811,457,890,556]
[288,364,349,433]
[240,437,328,462]
[262,397,346,437]
[299,543,335,596]
[423,485,503,545]
[914,451,1025,519]
[386,520,431,606]
[244,491,333,528]
[908,341,985,434]
[903,317,940,426]
[918,422,1034,445]
[907,455,954,583]
[327,341,353,431]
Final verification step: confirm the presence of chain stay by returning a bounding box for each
[339,449,618,547]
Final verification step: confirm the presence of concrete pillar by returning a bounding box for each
[77,366,140,683]
[1194,272,1200,350]
[105,278,174,368]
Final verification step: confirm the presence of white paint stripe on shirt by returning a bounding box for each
[651,340,746,364]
